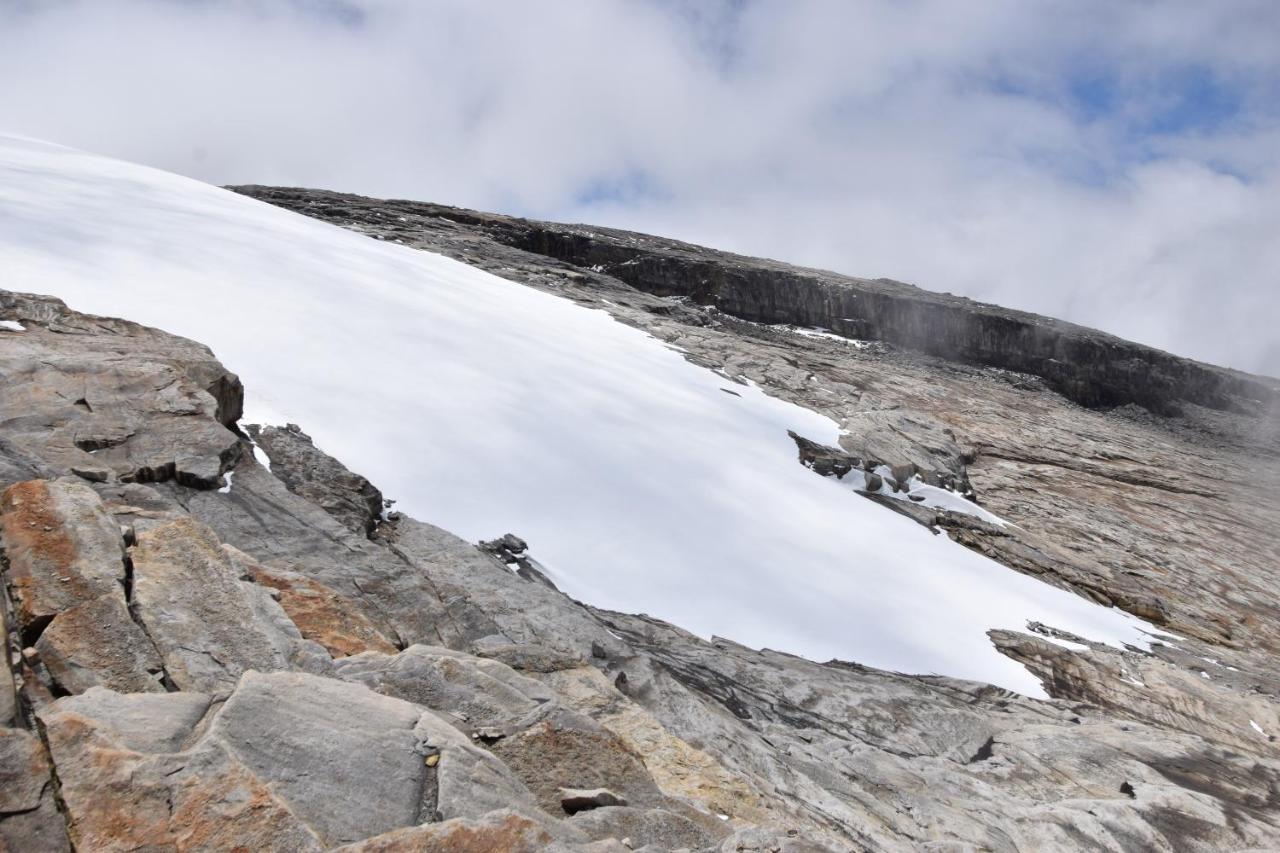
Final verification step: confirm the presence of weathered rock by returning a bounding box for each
[0,477,125,637]
[246,561,400,657]
[38,688,324,851]
[90,482,188,535]
[473,642,588,674]
[334,644,553,728]
[569,806,722,849]
[534,663,781,830]
[46,688,213,753]
[332,810,557,853]
[161,454,452,651]
[35,671,559,849]
[386,517,628,661]
[992,630,1280,757]
[719,826,836,853]
[0,727,71,852]
[34,592,164,694]
[0,609,16,728]
[210,670,430,845]
[247,422,384,535]
[490,709,665,817]
[130,517,329,693]
[593,610,1280,851]
[0,477,164,697]
[0,291,242,490]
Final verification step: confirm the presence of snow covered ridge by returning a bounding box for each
[0,134,1166,697]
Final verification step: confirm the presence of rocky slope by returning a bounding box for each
[1,189,1278,851]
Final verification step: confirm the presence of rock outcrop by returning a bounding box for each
[1,196,1278,853]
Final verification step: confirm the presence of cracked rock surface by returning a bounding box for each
[1,193,1279,853]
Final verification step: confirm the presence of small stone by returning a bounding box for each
[70,465,112,483]
[559,787,627,815]
[424,753,440,768]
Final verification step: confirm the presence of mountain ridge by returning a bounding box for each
[230,185,1280,416]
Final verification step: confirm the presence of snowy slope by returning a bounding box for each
[0,135,1162,696]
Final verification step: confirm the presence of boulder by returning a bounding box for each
[247,423,384,536]
[245,561,399,657]
[130,517,329,694]
[334,644,553,728]
[0,727,71,852]
[34,593,164,694]
[0,477,125,635]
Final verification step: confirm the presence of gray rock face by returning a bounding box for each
[37,684,327,851]
[0,290,242,490]
[210,670,431,845]
[561,788,629,814]
[247,422,384,535]
[0,476,125,634]
[34,592,164,694]
[0,728,71,852]
[130,517,329,694]
[1,214,1278,853]
[0,477,164,695]
[334,644,554,728]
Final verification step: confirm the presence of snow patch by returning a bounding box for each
[248,440,272,472]
[0,319,25,332]
[788,325,873,349]
[1036,634,1090,653]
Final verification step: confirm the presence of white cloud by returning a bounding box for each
[2,0,1277,375]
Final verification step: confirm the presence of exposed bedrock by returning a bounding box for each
[246,422,385,536]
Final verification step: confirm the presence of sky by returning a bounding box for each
[2,0,1278,377]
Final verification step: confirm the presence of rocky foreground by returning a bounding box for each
[1,192,1279,851]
